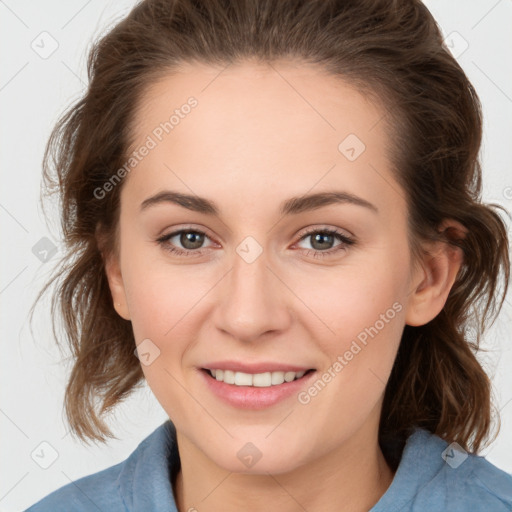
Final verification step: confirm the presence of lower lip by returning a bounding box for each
[199,369,316,409]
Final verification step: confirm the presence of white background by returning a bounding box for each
[1,1,511,510]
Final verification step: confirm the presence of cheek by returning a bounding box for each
[121,250,214,420]
[289,250,409,354]
[287,266,407,438]
[123,267,170,341]
[124,260,207,346]
[287,245,409,404]
[120,242,223,385]
[119,223,205,337]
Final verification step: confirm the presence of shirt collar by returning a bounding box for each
[370,427,448,511]
[117,420,180,512]
[116,421,443,512]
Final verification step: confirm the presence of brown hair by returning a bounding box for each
[33,0,510,456]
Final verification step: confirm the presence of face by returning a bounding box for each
[106,60,424,474]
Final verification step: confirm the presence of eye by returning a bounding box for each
[155,226,356,259]
[156,228,215,257]
[295,228,355,258]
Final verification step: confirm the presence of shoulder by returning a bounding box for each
[24,421,179,512]
[24,460,125,512]
[452,449,512,509]
[373,428,512,511]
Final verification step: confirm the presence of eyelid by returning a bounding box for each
[157,223,218,243]
[156,223,356,261]
[157,224,353,246]
[296,224,355,240]
[292,226,355,253]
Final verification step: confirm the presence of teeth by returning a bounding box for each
[223,370,235,384]
[253,372,272,387]
[234,371,253,386]
[208,369,308,387]
[271,371,285,385]
[284,371,296,382]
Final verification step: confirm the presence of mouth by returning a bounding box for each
[198,361,318,409]
[201,368,316,387]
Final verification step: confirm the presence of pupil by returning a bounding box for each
[312,233,332,250]
[182,232,204,249]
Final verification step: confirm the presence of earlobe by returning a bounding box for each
[405,219,466,327]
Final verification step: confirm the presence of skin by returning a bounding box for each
[103,60,464,512]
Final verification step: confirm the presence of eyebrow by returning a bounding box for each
[140,190,378,216]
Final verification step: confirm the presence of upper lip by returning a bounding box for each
[202,361,315,373]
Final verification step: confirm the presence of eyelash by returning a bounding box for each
[155,226,355,259]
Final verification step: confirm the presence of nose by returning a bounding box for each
[213,243,292,343]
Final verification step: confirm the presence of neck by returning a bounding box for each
[172,424,395,512]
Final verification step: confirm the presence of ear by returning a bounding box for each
[405,219,466,327]
[97,228,131,321]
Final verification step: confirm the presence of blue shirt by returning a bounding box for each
[25,420,512,511]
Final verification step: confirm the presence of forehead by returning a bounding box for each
[132,59,386,146]
[123,60,404,220]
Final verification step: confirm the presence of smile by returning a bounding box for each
[200,366,317,409]
[206,368,314,387]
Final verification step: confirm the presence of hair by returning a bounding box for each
[33,0,510,460]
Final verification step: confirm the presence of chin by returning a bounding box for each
[204,435,311,475]
[216,451,305,475]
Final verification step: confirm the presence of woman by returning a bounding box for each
[26,0,512,510]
